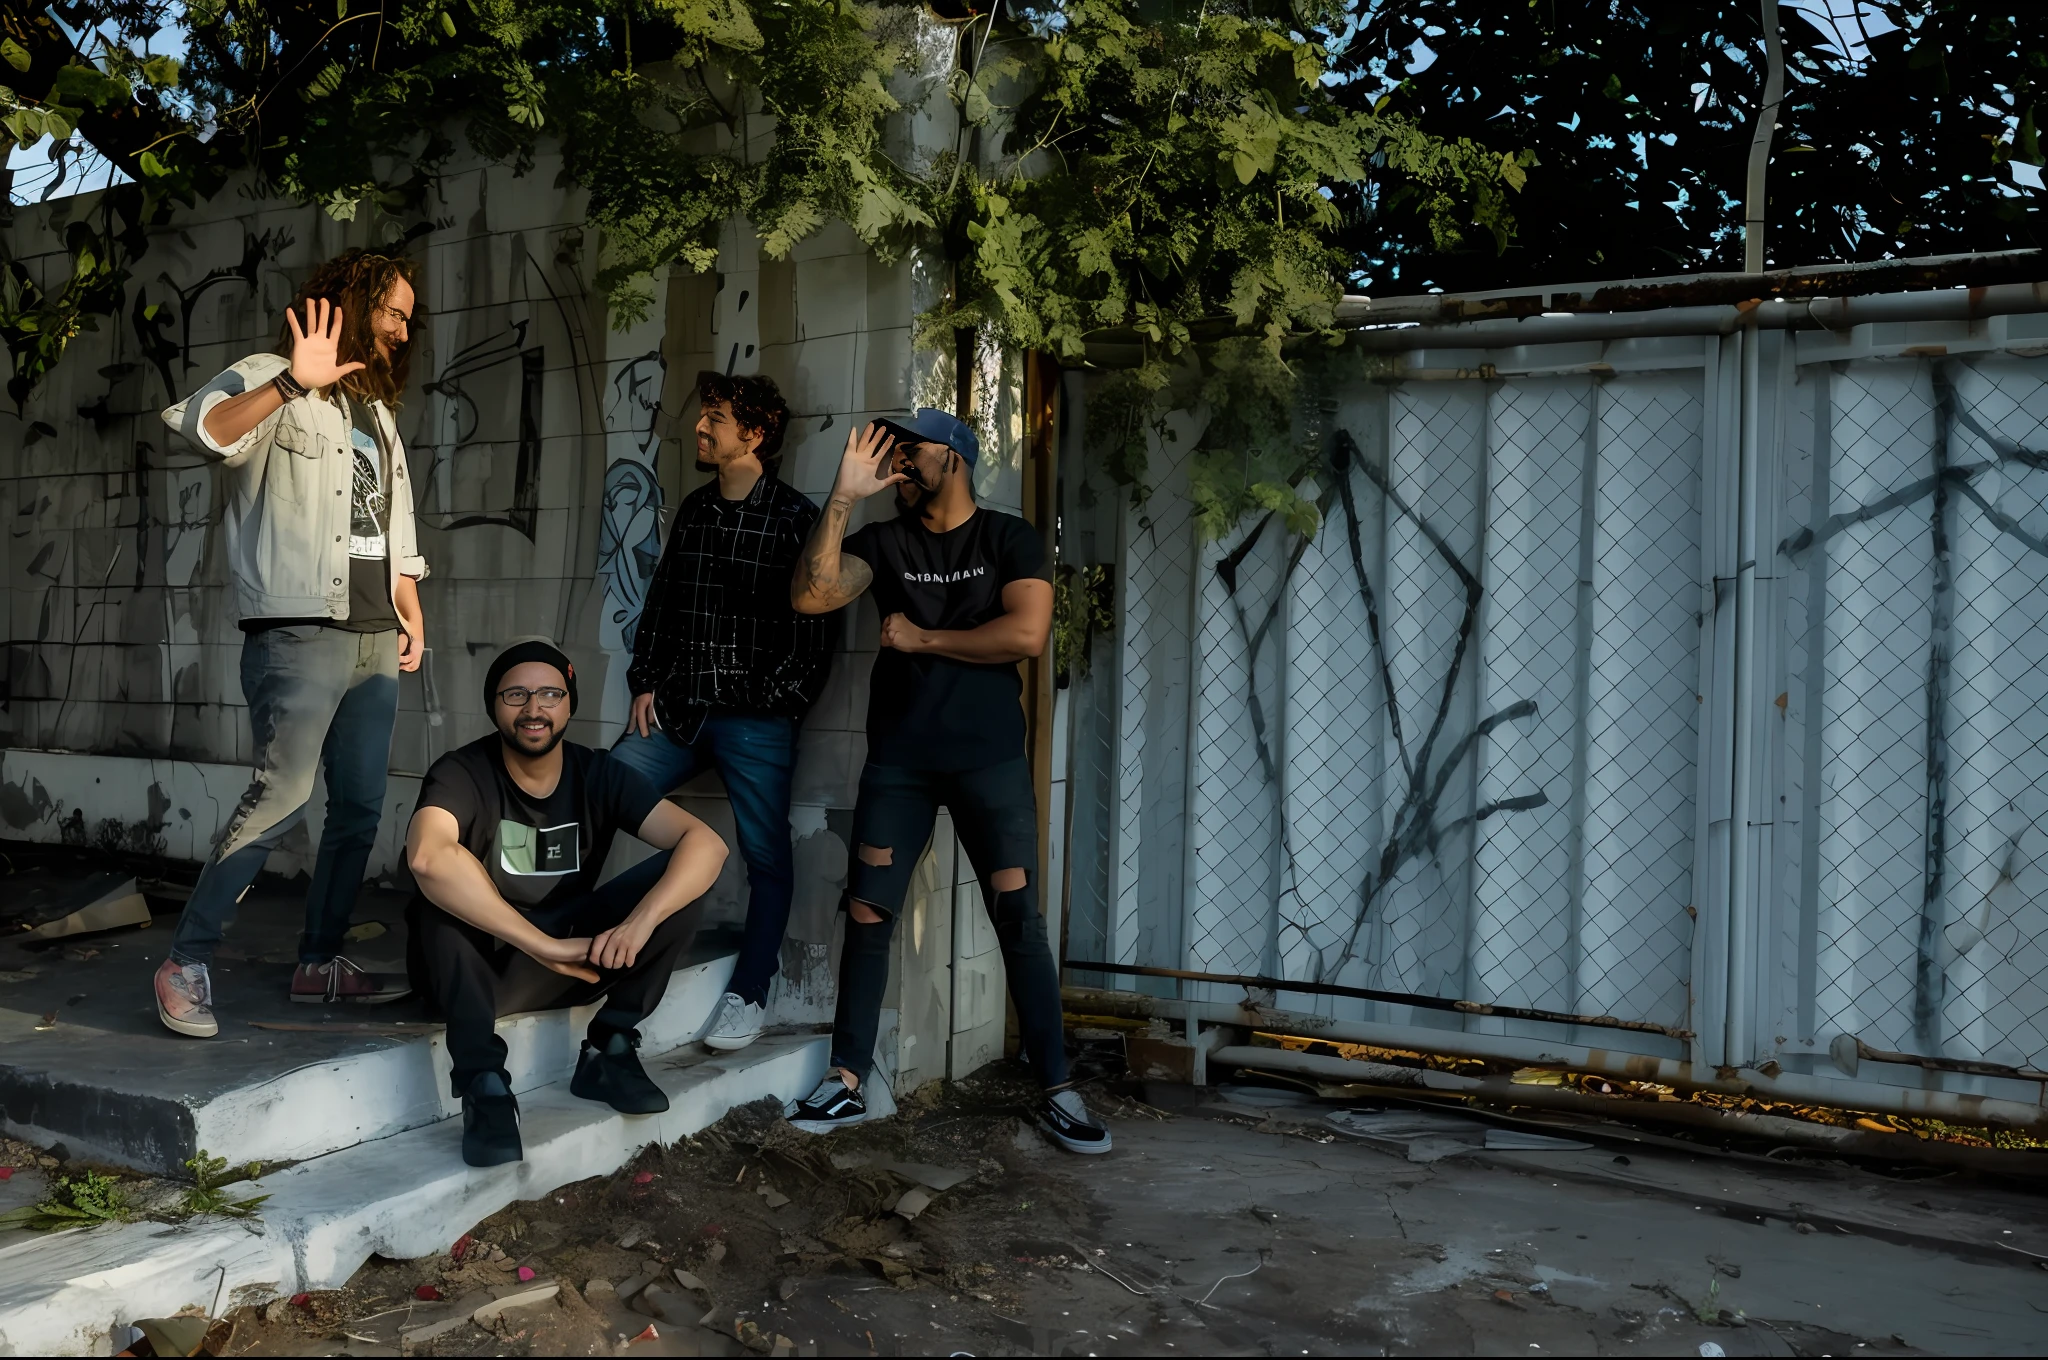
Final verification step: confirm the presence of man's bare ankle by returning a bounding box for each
[837,1067,861,1092]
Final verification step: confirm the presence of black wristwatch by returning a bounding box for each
[273,369,309,401]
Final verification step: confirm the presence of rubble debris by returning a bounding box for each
[10,871,151,941]
[470,1282,559,1325]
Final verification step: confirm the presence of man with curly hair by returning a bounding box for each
[612,372,833,1052]
[154,248,430,1036]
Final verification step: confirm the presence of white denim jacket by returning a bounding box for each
[162,352,429,623]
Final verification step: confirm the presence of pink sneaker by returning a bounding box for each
[290,956,412,1005]
[155,958,217,1038]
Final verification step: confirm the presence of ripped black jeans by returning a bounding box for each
[832,757,1068,1090]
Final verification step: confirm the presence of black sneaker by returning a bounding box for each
[1036,1088,1112,1155]
[462,1072,522,1167]
[571,1028,670,1115]
[786,1074,867,1133]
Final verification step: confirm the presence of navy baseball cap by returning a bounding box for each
[877,408,979,466]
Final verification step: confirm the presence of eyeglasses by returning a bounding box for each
[374,303,414,329]
[496,686,568,709]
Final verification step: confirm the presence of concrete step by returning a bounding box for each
[0,1030,828,1357]
[1,939,743,1174]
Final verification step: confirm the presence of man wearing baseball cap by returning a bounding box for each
[403,639,730,1167]
[787,409,1112,1154]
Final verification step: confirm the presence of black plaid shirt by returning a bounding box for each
[626,475,833,724]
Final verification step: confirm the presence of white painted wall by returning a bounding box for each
[1,9,1026,1092]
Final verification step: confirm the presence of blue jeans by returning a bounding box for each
[170,626,399,967]
[609,712,798,1007]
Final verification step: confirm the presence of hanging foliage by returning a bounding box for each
[4,0,1527,544]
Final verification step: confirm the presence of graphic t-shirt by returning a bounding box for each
[416,737,664,914]
[336,395,399,634]
[843,507,1050,770]
[241,393,402,634]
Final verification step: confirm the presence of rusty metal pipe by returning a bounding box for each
[1338,282,2048,352]
[1206,1045,2048,1178]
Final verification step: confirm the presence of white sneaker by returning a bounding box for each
[703,991,765,1052]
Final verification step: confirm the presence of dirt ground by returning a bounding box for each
[183,1044,2048,1359]
[210,1062,1156,1359]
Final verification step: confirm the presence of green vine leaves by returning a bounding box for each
[931,0,1527,541]
[7,0,1524,534]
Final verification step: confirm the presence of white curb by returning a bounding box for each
[0,1032,827,1357]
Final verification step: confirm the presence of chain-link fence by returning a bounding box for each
[1060,292,2048,1118]
[1773,352,2048,1081]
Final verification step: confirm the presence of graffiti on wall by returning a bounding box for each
[595,349,668,653]
[1216,428,1549,986]
[417,318,545,539]
[597,460,663,653]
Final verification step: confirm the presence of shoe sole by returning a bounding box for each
[1037,1121,1114,1155]
[788,1115,866,1135]
[463,1147,524,1168]
[156,998,217,1039]
[571,1088,671,1115]
[570,1068,671,1116]
[702,1031,763,1052]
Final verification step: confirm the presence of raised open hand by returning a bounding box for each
[832,421,906,502]
[284,297,367,391]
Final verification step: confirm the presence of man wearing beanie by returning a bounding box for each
[788,410,1112,1155]
[404,640,730,1167]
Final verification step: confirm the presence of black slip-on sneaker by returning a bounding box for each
[462,1073,522,1167]
[785,1074,867,1133]
[571,1028,670,1115]
[1036,1088,1113,1155]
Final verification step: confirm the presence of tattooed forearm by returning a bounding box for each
[792,495,872,612]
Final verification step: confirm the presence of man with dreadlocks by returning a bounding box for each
[154,248,431,1037]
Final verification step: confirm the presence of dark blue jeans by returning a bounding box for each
[834,757,1068,1090]
[171,625,399,967]
[609,711,798,1007]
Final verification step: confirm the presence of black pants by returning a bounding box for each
[408,852,703,1096]
[833,757,1068,1089]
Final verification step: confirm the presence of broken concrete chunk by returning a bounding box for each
[890,1187,933,1220]
[471,1282,559,1324]
[584,1277,616,1297]
[16,874,150,941]
[616,1220,650,1249]
[615,1272,654,1302]
[828,1151,872,1170]
[882,1161,972,1192]
[398,1311,475,1347]
[133,1317,210,1358]
[757,1183,791,1209]
[632,1284,688,1324]
[671,1269,709,1293]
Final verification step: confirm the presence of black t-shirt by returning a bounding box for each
[417,737,663,915]
[843,506,1049,770]
[336,395,399,634]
